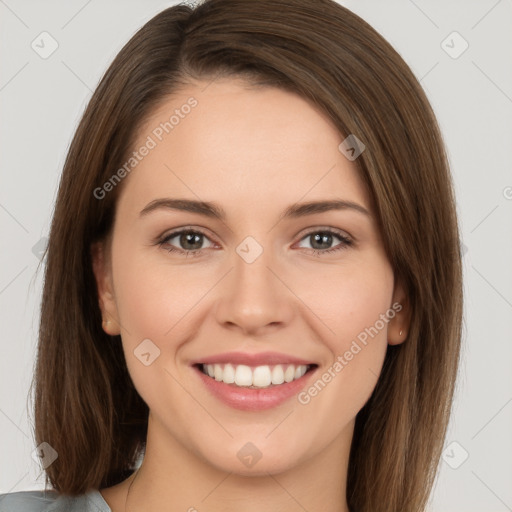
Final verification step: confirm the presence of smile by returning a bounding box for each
[198,363,315,388]
[193,362,318,411]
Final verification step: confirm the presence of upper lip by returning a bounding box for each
[191,351,316,367]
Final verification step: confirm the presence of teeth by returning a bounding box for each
[294,365,307,379]
[253,365,272,387]
[223,363,235,384]
[235,365,253,386]
[202,363,310,388]
[284,365,295,383]
[271,365,285,385]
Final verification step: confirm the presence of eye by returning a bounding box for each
[158,228,215,257]
[295,228,353,256]
[156,227,353,258]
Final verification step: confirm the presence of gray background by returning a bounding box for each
[1,1,511,510]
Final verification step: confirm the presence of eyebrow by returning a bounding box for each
[139,198,370,220]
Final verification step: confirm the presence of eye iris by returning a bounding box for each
[311,232,333,250]
[180,232,203,250]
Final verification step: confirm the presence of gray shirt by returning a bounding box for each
[0,489,111,512]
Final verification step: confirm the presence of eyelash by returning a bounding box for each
[156,227,353,258]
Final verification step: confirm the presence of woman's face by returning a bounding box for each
[93,77,407,476]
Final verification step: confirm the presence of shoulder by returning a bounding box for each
[0,489,110,512]
[0,491,58,512]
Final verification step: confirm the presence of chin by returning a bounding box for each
[194,435,308,477]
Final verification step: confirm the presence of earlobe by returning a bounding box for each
[91,240,121,335]
[388,279,411,346]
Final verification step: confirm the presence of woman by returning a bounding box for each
[0,0,463,511]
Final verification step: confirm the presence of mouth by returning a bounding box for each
[194,362,318,389]
[193,362,318,411]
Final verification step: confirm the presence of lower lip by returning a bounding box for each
[193,365,317,411]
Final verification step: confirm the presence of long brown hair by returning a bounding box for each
[32,1,463,511]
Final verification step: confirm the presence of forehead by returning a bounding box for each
[118,78,370,218]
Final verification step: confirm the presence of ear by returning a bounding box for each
[387,277,411,346]
[91,239,121,336]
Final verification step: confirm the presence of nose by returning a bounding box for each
[214,243,294,336]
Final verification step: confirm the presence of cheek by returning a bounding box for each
[111,237,208,337]
[291,257,393,408]
[292,255,394,348]
[110,244,224,392]
[110,246,206,414]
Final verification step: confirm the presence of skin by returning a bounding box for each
[92,77,410,512]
